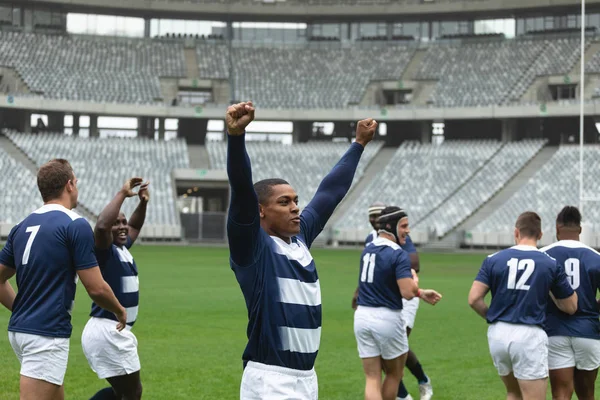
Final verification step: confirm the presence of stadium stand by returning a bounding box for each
[228,46,414,108]
[336,140,502,232]
[206,140,383,209]
[416,139,547,237]
[3,130,188,229]
[0,31,186,104]
[472,145,600,245]
[0,146,39,225]
[415,39,547,107]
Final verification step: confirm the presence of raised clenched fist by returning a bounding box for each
[226,101,255,136]
[355,118,377,147]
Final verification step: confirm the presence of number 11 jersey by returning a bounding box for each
[475,245,574,327]
[356,237,413,310]
[541,240,600,339]
[0,204,98,338]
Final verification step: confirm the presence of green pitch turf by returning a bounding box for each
[0,246,597,399]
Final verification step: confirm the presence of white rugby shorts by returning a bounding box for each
[81,317,140,379]
[8,331,69,386]
[402,297,420,330]
[240,361,318,400]
[487,321,548,380]
[548,336,600,371]
[354,305,409,360]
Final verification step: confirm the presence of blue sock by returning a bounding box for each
[90,387,117,400]
[397,380,409,398]
[408,362,428,384]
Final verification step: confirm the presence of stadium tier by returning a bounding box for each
[472,145,600,246]
[416,139,547,237]
[0,30,597,107]
[206,140,383,210]
[3,130,188,230]
[0,147,39,225]
[336,140,502,233]
[0,31,186,104]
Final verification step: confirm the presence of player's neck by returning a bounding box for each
[379,232,397,244]
[44,199,72,210]
[515,238,538,247]
[558,234,580,242]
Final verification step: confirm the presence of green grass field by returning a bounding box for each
[0,246,597,399]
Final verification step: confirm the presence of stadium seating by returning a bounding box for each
[416,40,547,107]
[225,46,414,108]
[0,31,186,104]
[416,139,547,237]
[0,146,40,225]
[473,145,600,242]
[336,140,502,231]
[4,130,189,227]
[206,140,383,209]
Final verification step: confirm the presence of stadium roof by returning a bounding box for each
[9,0,600,22]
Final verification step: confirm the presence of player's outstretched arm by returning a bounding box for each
[77,267,127,331]
[0,266,16,311]
[226,102,261,267]
[468,281,490,319]
[301,118,377,246]
[95,177,143,249]
[128,182,149,245]
[396,251,442,305]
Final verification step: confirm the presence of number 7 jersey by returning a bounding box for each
[475,245,574,327]
[0,204,98,338]
[541,240,600,339]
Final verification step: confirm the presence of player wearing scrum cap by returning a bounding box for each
[354,206,442,400]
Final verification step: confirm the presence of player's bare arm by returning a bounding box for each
[128,182,150,244]
[409,253,420,273]
[550,290,578,315]
[468,281,490,319]
[397,277,442,305]
[0,264,16,311]
[77,267,127,331]
[95,177,144,249]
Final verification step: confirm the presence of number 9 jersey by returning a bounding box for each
[357,237,413,310]
[541,240,600,339]
[475,245,574,327]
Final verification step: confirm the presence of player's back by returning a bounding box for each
[479,245,565,327]
[542,240,600,338]
[357,237,411,310]
[7,204,96,338]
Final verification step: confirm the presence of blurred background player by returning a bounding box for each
[355,203,433,400]
[0,159,126,400]
[354,206,441,400]
[82,177,149,400]
[540,206,600,400]
[226,101,376,400]
[468,211,578,400]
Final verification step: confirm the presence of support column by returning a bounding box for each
[90,115,99,138]
[144,18,151,38]
[501,119,516,143]
[24,111,31,134]
[72,113,80,136]
[292,121,311,143]
[158,117,165,141]
[420,121,431,143]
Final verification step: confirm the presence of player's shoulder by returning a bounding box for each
[490,245,554,262]
[369,236,402,252]
[30,204,83,224]
[542,240,600,258]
